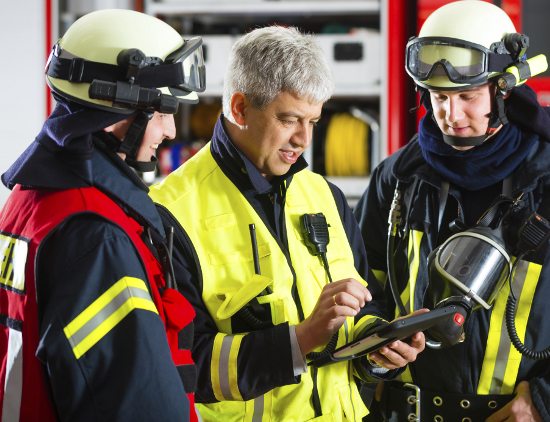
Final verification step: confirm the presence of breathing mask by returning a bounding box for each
[388,180,550,359]
[426,224,512,348]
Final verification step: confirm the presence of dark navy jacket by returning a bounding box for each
[2,133,191,421]
[355,133,550,420]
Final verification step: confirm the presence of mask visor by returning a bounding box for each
[435,233,510,309]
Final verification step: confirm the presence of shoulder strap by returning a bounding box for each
[435,180,450,245]
[401,178,420,236]
[326,179,345,226]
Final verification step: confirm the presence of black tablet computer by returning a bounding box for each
[309,305,461,368]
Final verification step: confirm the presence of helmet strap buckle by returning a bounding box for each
[68,58,86,83]
[118,112,159,173]
[487,90,509,130]
[410,88,428,113]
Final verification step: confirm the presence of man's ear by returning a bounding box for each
[103,116,134,139]
[103,123,116,133]
[231,91,248,126]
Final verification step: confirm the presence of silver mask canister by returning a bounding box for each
[429,227,512,312]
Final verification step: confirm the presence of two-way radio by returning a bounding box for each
[300,213,339,360]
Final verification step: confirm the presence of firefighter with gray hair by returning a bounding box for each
[150,25,426,422]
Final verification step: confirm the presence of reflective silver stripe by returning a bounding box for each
[195,404,203,422]
[347,383,357,422]
[2,328,23,422]
[219,335,234,401]
[66,286,152,350]
[344,319,349,343]
[252,394,264,422]
[403,299,411,314]
[488,261,528,394]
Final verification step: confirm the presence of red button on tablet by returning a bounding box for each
[453,313,464,326]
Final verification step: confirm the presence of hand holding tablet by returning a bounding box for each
[309,305,462,368]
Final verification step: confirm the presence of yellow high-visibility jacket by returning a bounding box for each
[150,143,386,422]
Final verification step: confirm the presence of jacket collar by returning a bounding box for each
[92,135,165,238]
[210,115,308,194]
[392,132,550,195]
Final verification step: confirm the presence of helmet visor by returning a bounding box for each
[407,38,488,83]
[166,37,206,95]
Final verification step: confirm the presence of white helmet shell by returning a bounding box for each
[413,0,516,90]
[46,9,198,112]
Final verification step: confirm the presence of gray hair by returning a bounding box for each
[222,26,334,123]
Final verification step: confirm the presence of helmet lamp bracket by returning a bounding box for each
[116,49,164,85]
[117,49,146,84]
[504,33,529,62]
[491,33,529,62]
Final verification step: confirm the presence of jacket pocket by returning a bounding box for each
[306,413,335,422]
[337,383,368,422]
[216,274,274,320]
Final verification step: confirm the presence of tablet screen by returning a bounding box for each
[332,332,394,359]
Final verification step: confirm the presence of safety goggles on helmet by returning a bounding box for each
[165,37,206,95]
[46,37,205,97]
[406,37,515,89]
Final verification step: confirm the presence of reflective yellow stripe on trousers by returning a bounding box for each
[478,259,541,395]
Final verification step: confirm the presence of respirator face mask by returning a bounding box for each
[426,226,512,347]
[429,227,511,311]
[388,181,550,359]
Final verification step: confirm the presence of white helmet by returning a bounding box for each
[46,9,205,114]
[405,1,543,147]
[406,1,523,91]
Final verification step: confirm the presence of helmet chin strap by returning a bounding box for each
[126,155,158,172]
[104,111,159,172]
[438,90,509,147]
